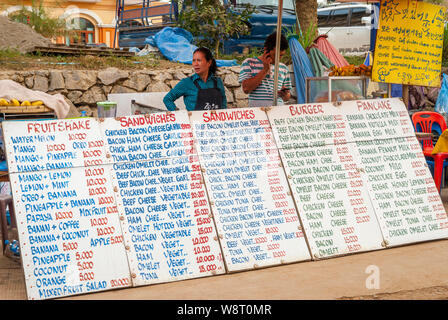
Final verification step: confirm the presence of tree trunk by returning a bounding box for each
[295,0,318,40]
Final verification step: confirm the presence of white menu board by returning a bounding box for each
[357,136,448,246]
[99,112,225,285]
[3,118,107,173]
[268,98,448,255]
[268,107,385,258]
[271,99,416,149]
[2,118,132,300]
[190,108,311,272]
[8,165,131,300]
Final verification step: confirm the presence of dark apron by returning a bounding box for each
[192,77,223,111]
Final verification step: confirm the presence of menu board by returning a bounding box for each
[3,118,131,300]
[357,136,448,246]
[99,112,225,285]
[268,98,448,255]
[268,107,385,259]
[372,0,445,87]
[190,108,311,272]
[269,99,415,149]
[3,118,107,173]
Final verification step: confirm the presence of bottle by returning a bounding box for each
[80,110,87,117]
[4,239,20,256]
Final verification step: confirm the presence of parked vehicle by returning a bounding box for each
[114,0,296,53]
[317,3,372,54]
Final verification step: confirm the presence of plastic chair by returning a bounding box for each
[412,111,448,192]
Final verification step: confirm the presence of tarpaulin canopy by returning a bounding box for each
[288,36,315,104]
[314,35,349,68]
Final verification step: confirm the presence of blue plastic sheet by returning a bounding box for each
[288,37,314,104]
[148,27,237,67]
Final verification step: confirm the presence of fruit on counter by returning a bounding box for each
[329,64,372,77]
[0,98,46,107]
[10,98,20,106]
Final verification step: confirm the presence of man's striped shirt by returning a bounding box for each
[238,57,291,107]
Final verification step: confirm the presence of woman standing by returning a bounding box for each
[163,47,227,111]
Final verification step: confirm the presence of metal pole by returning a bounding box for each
[273,0,283,106]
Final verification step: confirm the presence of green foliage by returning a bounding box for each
[175,0,255,58]
[283,22,317,51]
[8,0,69,39]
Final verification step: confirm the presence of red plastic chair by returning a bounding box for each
[412,111,448,192]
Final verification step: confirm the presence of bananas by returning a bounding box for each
[0,98,44,107]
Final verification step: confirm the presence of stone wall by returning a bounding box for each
[0,67,249,117]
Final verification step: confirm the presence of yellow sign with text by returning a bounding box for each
[372,0,446,87]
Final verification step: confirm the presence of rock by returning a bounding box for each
[97,67,129,86]
[146,81,170,92]
[63,70,97,91]
[24,76,34,89]
[224,73,240,87]
[169,80,180,89]
[103,85,112,96]
[225,87,234,104]
[235,99,248,108]
[122,72,152,91]
[152,72,173,83]
[234,87,247,100]
[79,86,106,105]
[110,85,137,94]
[35,70,49,77]
[48,71,65,91]
[63,96,81,118]
[173,70,186,80]
[10,73,24,84]
[229,66,241,74]
[67,91,83,104]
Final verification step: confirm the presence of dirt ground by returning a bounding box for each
[0,16,50,54]
[2,190,448,301]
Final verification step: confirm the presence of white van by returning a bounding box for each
[317,3,372,55]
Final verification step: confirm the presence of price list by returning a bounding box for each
[344,99,416,142]
[2,119,131,300]
[100,112,225,286]
[100,112,196,164]
[8,165,131,300]
[3,118,108,173]
[357,136,448,246]
[190,109,311,272]
[268,107,384,258]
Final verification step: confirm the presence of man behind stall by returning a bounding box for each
[239,32,292,108]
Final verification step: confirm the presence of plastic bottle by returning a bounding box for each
[4,239,20,256]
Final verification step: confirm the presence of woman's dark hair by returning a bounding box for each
[194,47,218,75]
[264,32,288,52]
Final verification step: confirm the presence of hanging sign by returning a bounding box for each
[372,0,446,87]
[190,108,311,272]
[99,112,225,285]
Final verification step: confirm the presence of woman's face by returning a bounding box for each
[193,51,212,78]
